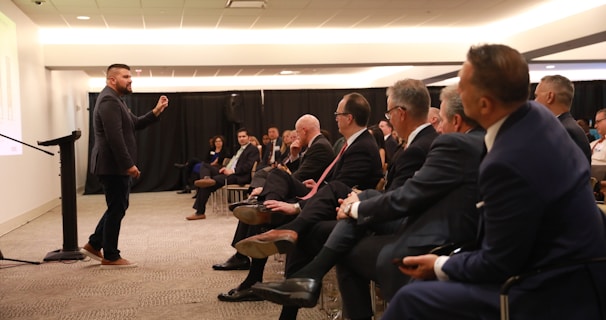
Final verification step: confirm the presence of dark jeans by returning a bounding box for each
[88,175,131,261]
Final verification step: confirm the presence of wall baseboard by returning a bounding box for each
[0,198,61,237]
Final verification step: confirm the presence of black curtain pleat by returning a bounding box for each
[570,81,606,123]
[84,81,606,194]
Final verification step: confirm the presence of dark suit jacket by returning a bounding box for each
[366,129,485,299]
[228,143,260,185]
[287,134,335,182]
[443,102,606,318]
[558,112,591,164]
[385,125,438,191]
[90,86,158,175]
[261,137,283,166]
[385,134,400,162]
[325,129,383,191]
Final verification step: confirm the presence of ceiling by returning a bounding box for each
[10,0,606,91]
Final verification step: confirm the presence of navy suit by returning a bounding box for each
[384,101,606,320]
[335,129,484,317]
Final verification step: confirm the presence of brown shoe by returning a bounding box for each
[80,243,103,262]
[100,258,138,269]
[186,213,206,220]
[233,205,271,225]
[234,229,297,259]
[194,178,216,188]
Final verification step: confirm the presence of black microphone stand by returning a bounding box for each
[0,133,49,265]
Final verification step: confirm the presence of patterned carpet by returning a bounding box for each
[0,191,336,320]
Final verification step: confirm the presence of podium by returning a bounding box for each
[38,130,85,261]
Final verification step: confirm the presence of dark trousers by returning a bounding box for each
[193,165,240,214]
[89,175,131,261]
[259,169,309,201]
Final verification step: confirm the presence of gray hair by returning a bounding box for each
[386,79,430,120]
[440,84,480,128]
[540,75,574,107]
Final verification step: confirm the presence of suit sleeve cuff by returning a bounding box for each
[434,256,450,281]
[349,201,361,219]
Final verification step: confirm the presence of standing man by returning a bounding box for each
[534,74,591,164]
[384,44,606,319]
[80,64,169,269]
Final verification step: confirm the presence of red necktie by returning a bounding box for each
[299,142,347,200]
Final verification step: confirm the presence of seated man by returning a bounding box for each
[236,79,439,319]
[216,93,384,302]
[534,74,591,164]
[214,115,334,299]
[250,85,483,317]
[383,44,606,320]
[185,128,259,220]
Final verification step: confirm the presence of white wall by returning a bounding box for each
[49,70,90,189]
[0,2,86,235]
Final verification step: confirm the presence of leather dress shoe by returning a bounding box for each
[228,196,259,211]
[185,213,206,220]
[212,254,250,270]
[234,229,297,259]
[251,278,321,308]
[194,178,216,188]
[233,205,271,225]
[217,287,264,302]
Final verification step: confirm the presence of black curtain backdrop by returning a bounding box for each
[84,90,263,194]
[84,81,606,194]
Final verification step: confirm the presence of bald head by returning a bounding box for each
[295,114,321,145]
[428,107,442,129]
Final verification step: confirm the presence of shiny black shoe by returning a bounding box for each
[218,287,264,302]
[212,254,251,271]
[251,278,321,308]
[228,196,259,212]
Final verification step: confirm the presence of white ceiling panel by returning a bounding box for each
[8,0,606,91]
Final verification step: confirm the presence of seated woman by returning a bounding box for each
[177,135,231,193]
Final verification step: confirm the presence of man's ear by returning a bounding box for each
[453,114,462,131]
[479,96,493,116]
[547,91,556,104]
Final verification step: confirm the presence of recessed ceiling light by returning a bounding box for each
[279,70,300,75]
[545,65,555,69]
[225,0,267,8]
[76,16,90,20]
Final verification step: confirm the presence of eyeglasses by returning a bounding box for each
[334,112,350,117]
[385,105,405,120]
[596,118,606,125]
